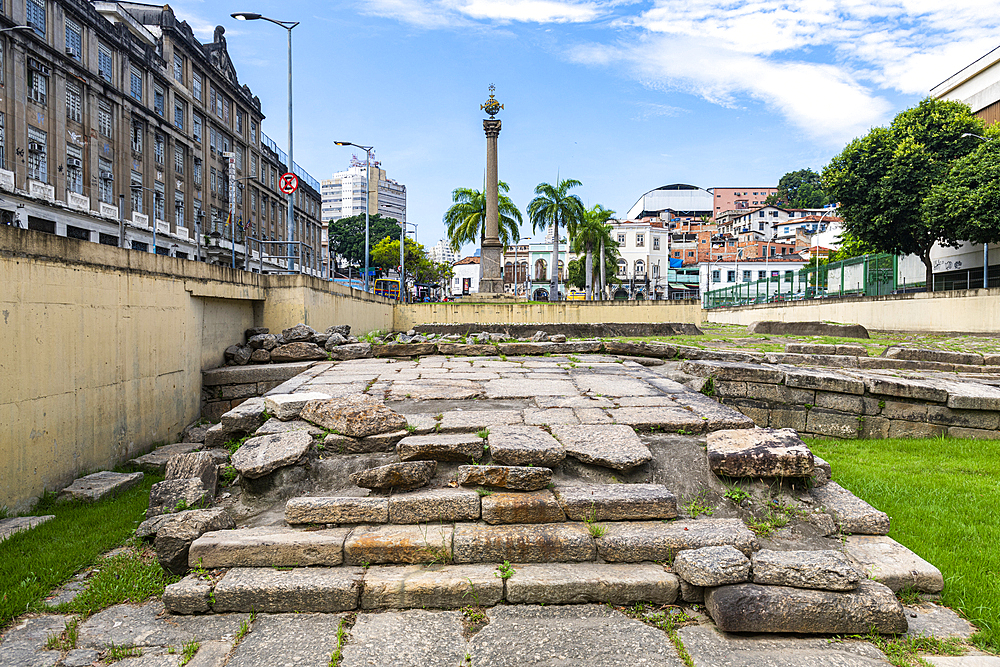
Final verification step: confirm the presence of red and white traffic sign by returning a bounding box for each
[278,172,299,195]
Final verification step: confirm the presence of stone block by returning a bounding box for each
[784,369,865,395]
[705,580,906,634]
[129,443,203,474]
[751,549,862,591]
[707,428,814,478]
[863,375,948,403]
[345,524,454,565]
[681,360,785,384]
[765,352,861,368]
[255,417,325,437]
[768,406,807,431]
[397,433,484,462]
[887,347,983,365]
[554,484,677,521]
[947,427,1000,439]
[522,408,580,426]
[231,431,312,479]
[389,487,481,523]
[881,400,929,421]
[748,320,870,338]
[350,461,436,491]
[485,378,577,398]
[595,519,757,563]
[497,342,557,356]
[674,393,756,430]
[505,563,679,605]
[285,496,389,524]
[673,545,750,587]
[942,381,1000,411]
[745,382,816,405]
[784,343,836,355]
[361,564,503,609]
[550,341,603,354]
[811,481,890,535]
[926,406,999,430]
[550,424,652,471]
[58,471,143,503]
[836,344,869,357]
[162,574,213,614]
[270,342,328,363]
[843,535,944,593]
[679,580,704,604]
[888,420,947,439]
[189,526,349,567]
[264,392,332,421]
[147,479,211,517]
[481,490,566,524]
[155,508,235,575]
[805,408,862,439]
[203,362,316,387]
[353,430,408,452]
[489,425,566,467]
[452,523,596,563]
[602,340,678,358]
[437,343,499,355]
[721,398,770,427]
[438,409,524,432]
[458,465,552,491]
[218,383,259,400]
[814,391,880,415]
[714,381,747,398]
[329,343,373,360]
[204,422,238,449]
[372,343,438,357]
[212,567,363,613]
[165,452,218,494]
[605,406,706,433]
[859,416,892,439]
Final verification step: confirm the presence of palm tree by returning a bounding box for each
[443,181,523,253]
[527,179,585,301]
[572,204,616,300]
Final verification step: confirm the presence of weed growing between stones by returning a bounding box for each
[233,611,257,647]
[699,377,716,397]
[494,561,515,580]
[461,605,490,637]
[475,488,492,497]
[327,613,355,667]
[723,485,751,505]
[45,617,79,651]
[225,434,253,455]
[179,640,200,666]
[832,630,966,667]
[64,540,179,617]
[584,504,607,538]
[218,466,239,487]
[895,585,922,606]
[404,423,418,434]
[617,603,697,667]
[476,428,490,439]
[681,490,714,518]
[103,642,143,662]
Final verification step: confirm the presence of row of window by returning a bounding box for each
[615,232,662,249]
[711,270,795,283]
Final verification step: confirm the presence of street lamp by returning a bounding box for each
[0,25,33,34]
[399,221,418,302]
[232,12,298,273]
[334,141,374,291]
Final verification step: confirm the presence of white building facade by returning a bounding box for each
[607,220,671,299]
[429,239,457,265]
[321,158,406,225]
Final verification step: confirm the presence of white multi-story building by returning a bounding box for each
[429,239,457,265]
[607,220,672,299]
[321,157,406,224]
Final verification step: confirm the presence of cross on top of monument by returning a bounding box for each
[481,84,504,119]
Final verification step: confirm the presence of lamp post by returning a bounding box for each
[232,12,298,272]
[334,141,374,291]
[0,26,33,34]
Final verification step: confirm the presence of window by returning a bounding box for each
[175,193,184,227]
[235,146,243,172]
[98,157,113,203]
[210,166,216,194]
[687,251,694,257]
[224,97,230,125]
[27,0,45,35]
[617,233,625,246]
[98,43,112,82]
[635,260,645,275]
[65,81,81,122]
[28,68,47,105]
[235,110,243,135]
[214,89,224,118]
[173,53,183,82]
[0,113,5,170]
[616,259,626,276]
[636,233,644,247]
[758,270,767,280]
[652,236,660,250]
[65,225,88,240]
[130,66,142,101]
[154,133,164,164]
[727,270,735,282]
[784,270,793,283]
[711,269,720,283]
[153,85,164,116]
[534,258,547,281]
[250,153,257,179]
[130,120,146,156]
[174,102,184,130]
[742,270,751,282]
[65,17,81,60]
[130,170,143,213]
[192,71,202,101]
[193,114,203,143]
[66,144,83,194]
[250,121,257,145]
[154,181,165,221]
[98,100,112,137]
[132,240,147,252]
[652,264,659,277]
[174,144,184,175]
[27,126,47,182]
[194,158,202,186]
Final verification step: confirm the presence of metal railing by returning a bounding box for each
[261,133,321,192]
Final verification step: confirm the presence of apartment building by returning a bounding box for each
[0,1,322,272]
[321,158,406,225]
[607,219,671,299]
[711,187,778,215]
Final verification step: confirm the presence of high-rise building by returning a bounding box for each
[428,239,456,265]
[321,158,406,225]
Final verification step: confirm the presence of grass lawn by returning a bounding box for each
[807,437,1000,652]
[0,474,168,631]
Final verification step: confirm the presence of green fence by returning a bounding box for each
[704,254,927,309]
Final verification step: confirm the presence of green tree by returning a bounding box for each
[822,98,984,287]
[443,182,523,253]
[370,237,454,295]
[765,169,830,208]
[830,230,878,262]
[527,178,585,302]
[571,204,616,300]
[567,258,586,290]
[924,125,1000,251]
[327,214,401,273]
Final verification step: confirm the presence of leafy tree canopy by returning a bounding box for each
[822,97,984,285]
[765,169,830,209]
[443,182,522,253]
[370,236,453,285]
[328,214,402,268]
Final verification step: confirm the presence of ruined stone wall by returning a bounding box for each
[706,288,1000,333]
[0,225,393,511]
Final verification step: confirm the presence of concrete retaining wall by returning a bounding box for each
[0,225,393,512]
[706,289,1000,333]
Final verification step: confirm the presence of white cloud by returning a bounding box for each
[363,0,622,26]
[363,0,472,28]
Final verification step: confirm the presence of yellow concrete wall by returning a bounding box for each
[0,226,392,512]
[706,288,1000,333]
[395,300,704,330]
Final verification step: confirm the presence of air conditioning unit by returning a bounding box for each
[100,170,114,181]
[28,142,44,153]
[66,157,83,168]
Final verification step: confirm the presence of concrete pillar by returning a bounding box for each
[480,118,504,294]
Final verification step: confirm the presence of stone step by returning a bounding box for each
[189,526,349,568]
[810,482,890,535]
[163,562,678,614]
[706,427,814,478]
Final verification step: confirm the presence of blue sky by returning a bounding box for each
[168,0,999,256]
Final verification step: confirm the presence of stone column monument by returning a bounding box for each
[479,85,505,294]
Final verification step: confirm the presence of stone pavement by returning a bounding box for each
[0,599,982,667]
